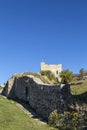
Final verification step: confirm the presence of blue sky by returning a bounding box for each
[0,0,87,84]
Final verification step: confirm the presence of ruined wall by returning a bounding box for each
[28,84,62,119]
[2,76,15,97]
[2,75,71,119]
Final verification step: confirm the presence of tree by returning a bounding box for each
[60,69,73,84]
[79,68,85,79]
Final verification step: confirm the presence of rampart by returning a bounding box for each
[2,74,71,119]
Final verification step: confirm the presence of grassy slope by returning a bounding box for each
[71,82,87,95]
[0,96,56,130]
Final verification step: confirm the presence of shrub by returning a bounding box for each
[40,70,57,81]
[48,110,81,130]
[48,110,58,127]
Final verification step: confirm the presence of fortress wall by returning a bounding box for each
[2,76,15,97]
[2,75,71,119]
[28,84,62,119]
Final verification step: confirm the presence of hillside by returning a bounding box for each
[0,96,56,130]
[70,79,87,95]
[71,83,87,95]
[0,72,87,130]
[12,71,58,85]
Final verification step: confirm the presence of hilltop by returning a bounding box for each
[13,71,59,85]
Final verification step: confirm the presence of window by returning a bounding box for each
[56,71,58,74]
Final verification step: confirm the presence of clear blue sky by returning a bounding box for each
[0,0,87,84]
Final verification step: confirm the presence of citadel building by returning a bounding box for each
[41,62,62,77]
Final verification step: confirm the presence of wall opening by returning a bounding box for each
[25,86,28,97]
[56,70,58,75]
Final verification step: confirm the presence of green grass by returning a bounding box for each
[70,83,87,95]
[0,96,56,130]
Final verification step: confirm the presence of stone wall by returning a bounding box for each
[2,76,15,97]
[2,74,71,119]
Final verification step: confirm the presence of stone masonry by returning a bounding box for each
[2,74,71,120]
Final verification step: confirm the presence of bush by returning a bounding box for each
[40,70,57,82]
[48,110,58,127]
[48,110,81,130]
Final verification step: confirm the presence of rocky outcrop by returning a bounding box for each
[2,73,71,119]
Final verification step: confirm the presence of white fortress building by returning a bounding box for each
[41,62,62,78]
